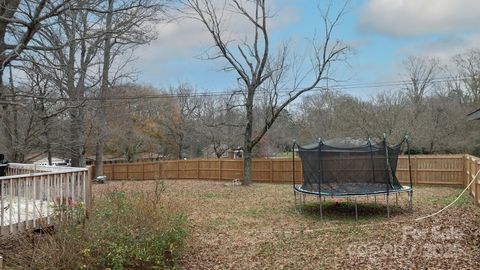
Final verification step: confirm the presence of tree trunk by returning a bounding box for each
[41,117,52,165]
[70,107,85,167]
[9,66,19,161]
[95,0,114,178]
[2,65,22,162]
[243,92,254,185]
[243,146,253,185]
[178,142,183,159]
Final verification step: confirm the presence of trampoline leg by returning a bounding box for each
[294,191,298,212]
[409,191,413,211]
[298,193,302,212]
[386,194,390,218]
[319,196,323,221]
[302,194,306,212]
[355,198,358,222]
[374,196,377,205]
[395,193,398,206]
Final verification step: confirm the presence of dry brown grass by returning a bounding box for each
[1,181,478,269]
[94,180,480,270]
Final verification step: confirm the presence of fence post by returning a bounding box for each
[270,160,274,183]
[463,155,468,187]
[177,161,180,179]
[218,159,222,181]
[476,177,479,206]
[86,166,93,218]
[474,160,478,194]
[470,159,480,200]
[158,161,164,178]
[197,160,200,180]
[240,159,244,181]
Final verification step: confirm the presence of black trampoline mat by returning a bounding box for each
[295,183,412,197]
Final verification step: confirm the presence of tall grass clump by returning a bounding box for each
[2,181,187,270]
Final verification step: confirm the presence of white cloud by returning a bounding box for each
[397,34,480,63]
[135,1,299,63]
[358,0,480,37]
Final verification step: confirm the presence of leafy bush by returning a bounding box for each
[471,145,480,157]
[405,147,432,155]
[3,181,187,270]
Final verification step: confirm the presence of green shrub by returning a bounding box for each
[471,145,480,157]
[10,181,187,270]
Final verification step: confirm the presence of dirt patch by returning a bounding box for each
[93,180,480,269]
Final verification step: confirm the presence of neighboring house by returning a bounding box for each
[467,108,480,120]
[203,145,243,159]
[86,152,164,165]
[226,148,243,159]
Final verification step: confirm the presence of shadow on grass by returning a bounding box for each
[299,200,407,222]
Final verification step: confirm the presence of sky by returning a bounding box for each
[133,0,480,97]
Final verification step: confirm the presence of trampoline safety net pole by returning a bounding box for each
[406,135,413,189]
[292,140,296,188]
[368,138,377,185]
[384,133,392,218]
[317,138,323,199]
[406,135,413,210]
[318,137,323,221]
[383,133,393,194]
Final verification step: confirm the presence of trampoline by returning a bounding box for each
[292,135,413,220]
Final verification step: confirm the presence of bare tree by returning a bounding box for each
[0,1,74,162]
[0,0,71,104]
[13,0,164,167]
[20,62,72,164]
[183,0,349,184]
[198,95,243,158]
[158,86,200,159]
[454,49,480,104]
[94,0,166,177]
[402,55,439,114]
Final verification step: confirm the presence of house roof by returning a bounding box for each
[33,157,67,164]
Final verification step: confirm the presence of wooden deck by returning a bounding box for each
[0,164,92,235]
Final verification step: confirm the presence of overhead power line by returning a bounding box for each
[5,75,473,102]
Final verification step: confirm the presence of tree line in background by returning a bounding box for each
[0,1,479,184]
[3,50,480,160]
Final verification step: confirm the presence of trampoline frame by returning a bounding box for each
[292,135,414,221]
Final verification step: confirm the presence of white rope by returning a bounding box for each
[415,170,480,221]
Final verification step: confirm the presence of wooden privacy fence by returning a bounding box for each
[103,154,464,185]
[102,154,480,205]
[0,164,93,235]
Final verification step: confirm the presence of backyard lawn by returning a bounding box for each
[94,180,480,269]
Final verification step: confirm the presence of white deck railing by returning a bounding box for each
[0,163,91,235]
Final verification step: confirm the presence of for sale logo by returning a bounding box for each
[346,225,465,261]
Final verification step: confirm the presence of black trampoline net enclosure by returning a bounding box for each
[295,137,411,196]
